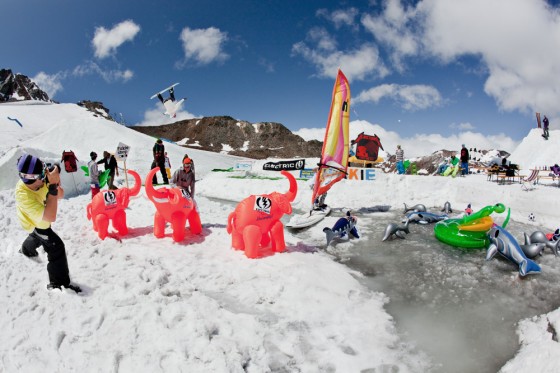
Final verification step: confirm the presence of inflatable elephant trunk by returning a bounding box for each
[145,167,179,204]
[127,170,142,197]
[281,170,298,202]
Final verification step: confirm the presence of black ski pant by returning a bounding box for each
[152,159,169,184]
[22,227,70,287]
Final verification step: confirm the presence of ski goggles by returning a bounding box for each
[19,169,46,184]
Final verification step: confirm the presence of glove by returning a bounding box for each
[48,184,58,196]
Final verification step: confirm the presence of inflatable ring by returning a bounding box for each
[458,216,494,232]
[434,203,508,249]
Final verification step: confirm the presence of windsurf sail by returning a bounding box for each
[311,69,350,208]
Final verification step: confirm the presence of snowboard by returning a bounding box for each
[286,206,331,229]
[150,83,180,99]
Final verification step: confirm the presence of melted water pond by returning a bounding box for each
[298,209,560,373]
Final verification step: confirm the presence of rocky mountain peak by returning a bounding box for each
[0,68,50,101]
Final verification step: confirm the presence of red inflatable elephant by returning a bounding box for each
[145,167,202,242]
[86,169,141,240]
[227,170,297,258]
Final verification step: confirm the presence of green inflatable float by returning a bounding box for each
[433,203,510,249]
[81,166,110,188]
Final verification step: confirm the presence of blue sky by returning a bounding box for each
[3,0,560,155]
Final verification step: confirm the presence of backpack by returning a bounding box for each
[61,150,78,173]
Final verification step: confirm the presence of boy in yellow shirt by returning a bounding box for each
[15,154,81,293]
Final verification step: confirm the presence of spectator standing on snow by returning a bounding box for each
[395,145,404,174]
[460,144,469,175]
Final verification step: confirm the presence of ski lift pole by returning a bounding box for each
[70,172,78,196]
[124,160,129,189]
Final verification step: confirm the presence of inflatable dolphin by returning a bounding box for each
[382,219,410,241]
[403,203,427,214]
[403,211,448,224]
[323,212,359,246]
[486,226,541,276]
[441,201,453,214]
[523,231,560,257]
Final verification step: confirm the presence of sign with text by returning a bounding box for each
[263,159,305,171]
[234,160,254,171]
[299,168,315,179]
[115,142,130,161]
[347,168,376,181]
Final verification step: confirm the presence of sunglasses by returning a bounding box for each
[183,163,191,168]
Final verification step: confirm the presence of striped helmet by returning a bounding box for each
[17,154,45,183]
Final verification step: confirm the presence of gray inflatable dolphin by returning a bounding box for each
[520,233,547,259]
[441,201,453,214]
[523,231,560,257]
[486,226,541,276]
[382,219,410,241]
[403,203,427,214]
[403,211,448,224]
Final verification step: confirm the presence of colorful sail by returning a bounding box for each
[311,69,350,207]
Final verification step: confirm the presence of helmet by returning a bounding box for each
[90,151,97,159]
[17,154,45,183]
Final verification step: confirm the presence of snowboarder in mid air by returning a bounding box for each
[157,86,175,105]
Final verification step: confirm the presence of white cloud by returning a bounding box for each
[317,8,360,29]
[365,0,560,120]
[72,62,134,83]
[292,35,389,81]
[32,71,65,98]
[450,122,476,131]
[92,20,140,59]
[134,103,197,127]
[361,0,420,72]
[179,27,229,65]
[355,83,443,111]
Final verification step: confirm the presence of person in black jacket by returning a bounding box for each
[460,144,469,176]
[98,151,119,190]
[152,139,169,185]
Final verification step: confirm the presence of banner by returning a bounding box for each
[263,159,305,171]
[115,142,130,161]
[299,169,315,179]
[536,112,541,128]
[234,160,254,171]
[347,168,376,181]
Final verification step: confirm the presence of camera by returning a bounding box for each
[44,163,61,184]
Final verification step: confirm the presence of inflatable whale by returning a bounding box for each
[486,226,541,276]
[323,212,359,246]
[404,211,448,224]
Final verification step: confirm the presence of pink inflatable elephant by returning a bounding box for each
[145,167,202,242]
[86,170,141,240]
[227,170,297,258]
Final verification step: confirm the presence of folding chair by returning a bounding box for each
[521,169,539,191]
